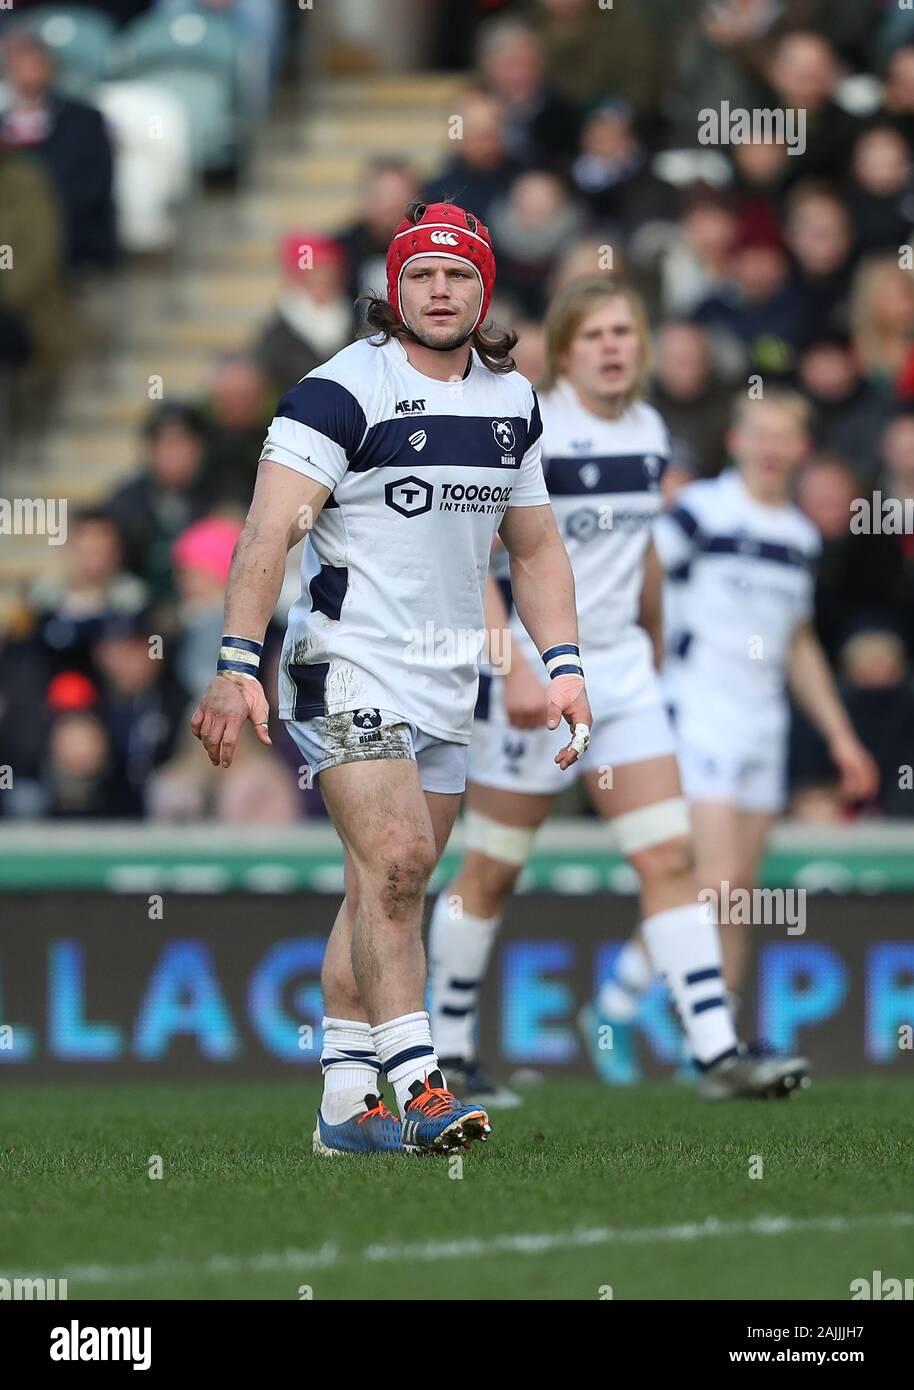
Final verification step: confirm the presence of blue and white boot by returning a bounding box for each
[312,1092,402,1156]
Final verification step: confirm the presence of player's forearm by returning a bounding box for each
[483,570,530,676]
[221,519,288,644]
[508,530,580,656]
[787,624,854,747]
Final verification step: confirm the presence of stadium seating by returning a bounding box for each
[108,10,247,174]
[8,6,116,100]
[0,72,462,622]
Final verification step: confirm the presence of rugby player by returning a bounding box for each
[429,276,813,1103]
[191,202,592,1154]
[590,392,879,1086]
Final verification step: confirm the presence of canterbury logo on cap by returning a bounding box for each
[429,230,460,245]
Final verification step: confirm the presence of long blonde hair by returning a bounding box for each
[542,275,651,407]
[850,254,914,377]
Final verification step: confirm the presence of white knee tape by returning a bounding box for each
[611,797,690,856]
[463,810,536,866]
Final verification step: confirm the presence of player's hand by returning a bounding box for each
[829,731,879,803]
[191,673,272,768]
[503,658,548,729]
[546,674,593,771]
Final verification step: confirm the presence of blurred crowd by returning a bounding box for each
[0,0,287,423]
[2,0,914,823]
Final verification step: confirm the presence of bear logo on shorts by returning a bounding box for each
[353,709,382,730]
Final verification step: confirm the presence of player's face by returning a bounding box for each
[731,405,808,497]
[560,297,642,410]
[399,258,482,349]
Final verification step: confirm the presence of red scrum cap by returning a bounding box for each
[386,201,496,334]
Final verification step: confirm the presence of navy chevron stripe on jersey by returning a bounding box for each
[669,504,700,537]
[528,389,543,448]
[543,453,667,496]
[276,376,367,456]
[289,661,330,719]
[309,563,348,621]
[347,414,531,474]
[702,535,812,569]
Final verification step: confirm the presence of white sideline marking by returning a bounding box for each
[33,1211,914,1287]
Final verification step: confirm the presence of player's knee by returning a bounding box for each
[368,833,438,919]
[464,849,522,911]
[629,834,694,891]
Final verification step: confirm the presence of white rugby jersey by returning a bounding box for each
[507,379,670,669]
[260,335,549,742]
[654,468,821,751]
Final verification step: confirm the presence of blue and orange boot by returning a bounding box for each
[400,1069,492,1155]
[312,1092,402,1156]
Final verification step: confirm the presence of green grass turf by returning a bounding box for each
[1,1080,912,1300]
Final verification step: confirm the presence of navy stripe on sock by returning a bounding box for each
[685,966,721,985]
[692,995,726,1015]
[449,978,478,991]
[322,1056,383,1071]
[441,1005,474,1018]
[384,1043,435,1074]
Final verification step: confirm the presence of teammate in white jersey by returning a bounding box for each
[429,276,810,1103]
[654,391,878,1008]
[191,202,592,1156]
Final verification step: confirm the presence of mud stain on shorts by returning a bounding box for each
[321,711,413,767]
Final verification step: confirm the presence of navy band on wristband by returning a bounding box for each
[542,642,584,680]
[218,635,263,678]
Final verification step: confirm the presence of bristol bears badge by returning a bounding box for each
[491,419,515,452]
[492,419,516,466]
[352,709,382,730]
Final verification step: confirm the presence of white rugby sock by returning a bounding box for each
[597,937,653,1023]
[641,903,738,1068]
[371,1011,443,1116]
[320,1017,383,1123]
[428,891,501,1061]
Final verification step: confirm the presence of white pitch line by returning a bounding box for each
[23,1211,914,1288]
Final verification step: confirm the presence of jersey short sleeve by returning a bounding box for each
[507,388,550,508]
[260,375,368,491]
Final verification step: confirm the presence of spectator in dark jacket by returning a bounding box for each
[255,233,354,398]
[40,672,135,819]
[881,44,914,157]
[784,182,856,346]
[28,510,149,678]
[845,125,914,256]
[795,453,914,663]
[105,404,212,601]
[337,158,418,314]
[477,17,581,174]
[92,611,188,817]
[1,32,116,270]
[651,321,732,478]
[570,100,676,240]
[199,355,272,505]
[797,335,888,479]
[422,88,524,226]
[693,215,804,378]
[764,32,863,189]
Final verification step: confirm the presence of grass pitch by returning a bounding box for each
[1,1079,912,1300]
